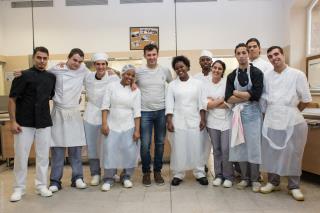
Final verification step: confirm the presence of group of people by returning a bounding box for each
[8,38,311,203]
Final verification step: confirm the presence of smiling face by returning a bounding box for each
[199,56,212,73]
[267,48,285,70]
[247,41,261,61]
[67,54,84,70]
[94,60,107,76]
[174,61,189,80]
[211,62,224,80]
[121,69,135,86]
[33,51,48,71]
[235,46,249,67]
[144,48,158,67]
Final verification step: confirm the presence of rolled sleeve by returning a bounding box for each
[248,68,264,101]
[133,90,141,118]
[297,71,312,103]
[9,73,27,98]
[165,83,174,115]
[225,72,235,102]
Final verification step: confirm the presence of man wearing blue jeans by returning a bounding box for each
[136,44,172,186]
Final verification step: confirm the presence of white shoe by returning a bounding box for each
[123,179,133,188]
[49,185,59,193]
[10,190,25,202]
[75,179,87,189]
[252,182,261,193]
[236,180,248,190]
[260,182,280,194]
[222,180,233,188]
[101,183,112,191]
[289,189,304,201]
[36,187,53,197]
[212,178,222,186]
[90,175,100,186]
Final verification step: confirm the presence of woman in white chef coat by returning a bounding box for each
[206,60,234,188]
[100,64,141,191]
[259,46,312,201]
[166,55,208,186]
[83,53,119,186]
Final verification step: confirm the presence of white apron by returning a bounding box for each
[50,64,88,147]
[229,67,262,164]
[260,69,308,176]
[166,78,207,171]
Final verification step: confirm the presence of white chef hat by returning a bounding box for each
[92,52,108,62]
[121,64,136,74]
[200,50,213,59]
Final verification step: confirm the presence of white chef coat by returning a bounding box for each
[101,81,141,132]
[260,66,312,176]
[251,57,273,74]
[193,72,212,83]
[166,77,207,171]
[50,63,89,147]
[83,72,119,125]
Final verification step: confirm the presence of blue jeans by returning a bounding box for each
[140,109,166,174]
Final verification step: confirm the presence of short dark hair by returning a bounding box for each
[246,38,261,48]
[212,60,226,77]
[143,44,159,55]
[267,46,284,55]
[172,55,190,69]
[234,43,248,54]
[68,48,84,59]
[33,46,49,57]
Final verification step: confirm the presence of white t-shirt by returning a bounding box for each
[205,78,231,131]
[136,64,172,111]
[101,81,141,132]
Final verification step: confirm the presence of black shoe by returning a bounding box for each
[171,177,182,186]
[196,177,208,185]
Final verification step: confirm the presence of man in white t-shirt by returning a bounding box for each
[136,44,173,186]
[246,38,273,74]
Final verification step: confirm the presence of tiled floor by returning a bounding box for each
[1,164,320,213]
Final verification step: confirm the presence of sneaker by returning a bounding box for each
[123,180,133,188]
[101,183,112,191]
[212,178,222,186]
[252,182,261,193]
[49,185,59,193]
[142,173,151,187]
[75,179,87,189]
[260,182,280,194]
[289,189,304,201]
[171,177,183,186]
[10,190,25,202]
[196,177,209,185]
[223,180,233,188]
[154,172,165,185]
[36,187,53,197]
[90,175,100,186]
[236,180,248,190]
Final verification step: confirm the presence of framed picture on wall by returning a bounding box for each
[130,27,159,50]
